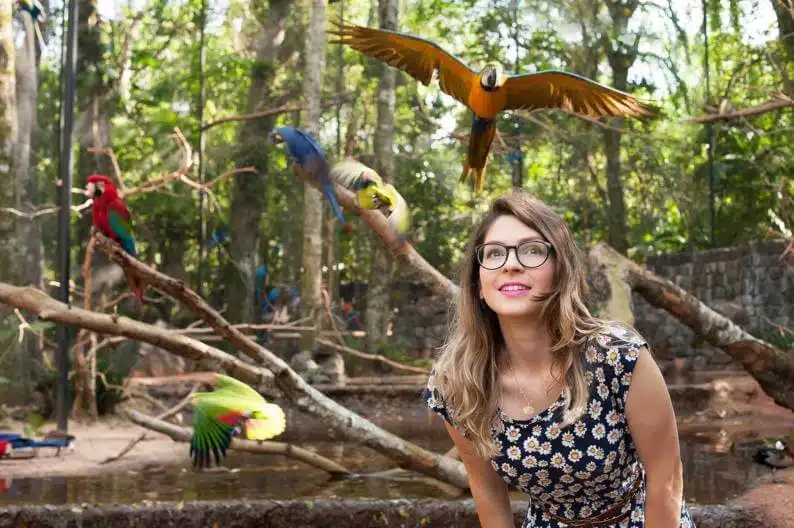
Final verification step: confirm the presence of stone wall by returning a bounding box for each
[388,241,794,368]
[633,240,793,366]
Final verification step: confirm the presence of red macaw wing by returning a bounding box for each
[502,70,655,118]
[330,21,477,109]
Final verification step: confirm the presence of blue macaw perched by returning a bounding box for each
[269,126,352,232]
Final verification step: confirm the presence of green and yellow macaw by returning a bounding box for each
[330,21,656,192]
[190,373,286,469]
[330,159,411,237]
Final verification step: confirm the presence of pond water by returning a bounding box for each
[2,425,792,508]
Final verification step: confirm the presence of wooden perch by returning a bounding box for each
[124,409,351,475]
[590,243,794,411]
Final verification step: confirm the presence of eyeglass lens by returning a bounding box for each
[477,241,550,269]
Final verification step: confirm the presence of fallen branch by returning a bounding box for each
[124,408,351,475]
[316,338,429,375]
[0,283,278,398]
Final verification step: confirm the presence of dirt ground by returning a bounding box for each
[0,417,185,478]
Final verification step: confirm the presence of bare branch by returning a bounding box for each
[86,147,127,193]
[0,283,278,396]
[124,409,351,475]
[685,95,794,124]
[201,105,305,132]
[315,338,430,375]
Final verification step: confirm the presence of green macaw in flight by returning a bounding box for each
[190,373,286,469]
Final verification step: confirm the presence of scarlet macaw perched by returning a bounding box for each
[269,126,352,232]
[330,159,411,237]
[330,21,656,192]
[190,373,286,469]
[85,174,145,304]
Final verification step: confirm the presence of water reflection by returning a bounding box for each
[0,433,790,507]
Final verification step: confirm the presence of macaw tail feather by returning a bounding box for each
[119,236,137,257]
[473,166,487,193]
[125,271,145,304]
[324,183,346,225]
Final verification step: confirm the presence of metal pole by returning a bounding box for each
[703,0,716,247]
[197,0,207,297]
[511,0,522,188]
[56,0,79,433]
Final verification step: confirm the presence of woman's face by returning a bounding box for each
[477,215,556,319]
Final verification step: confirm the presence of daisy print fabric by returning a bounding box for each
[423,323,696,528]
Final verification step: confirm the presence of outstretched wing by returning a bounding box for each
[330,21,477,109]
[190,394,244,468]
[214,373,266,405]
[502,70,655,118]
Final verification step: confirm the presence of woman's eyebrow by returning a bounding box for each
[483,236,546,245]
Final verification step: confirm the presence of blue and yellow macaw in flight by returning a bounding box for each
[330,21,656,192]
[330,159,410,237]
[270,126,352,232]
[190,373,286,469]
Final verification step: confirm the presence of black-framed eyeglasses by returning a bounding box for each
[475,240,553,270]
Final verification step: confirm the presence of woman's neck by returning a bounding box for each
[499,316,554,373]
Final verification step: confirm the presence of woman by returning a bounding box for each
[424,190,694,527]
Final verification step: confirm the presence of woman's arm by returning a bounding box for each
[445,422,516,528]
[625,347,684,528]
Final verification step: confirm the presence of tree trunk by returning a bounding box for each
[365,0,398,354]
[0,0,20,401]
[72,0,113,421]
[225,0,291,325]
[601,0,640,255]
[13,8,45,399]
[299,0,327,356]
[771,0,794,93]
[588,243,794,411]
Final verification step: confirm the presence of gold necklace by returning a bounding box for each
[507,361,535,416]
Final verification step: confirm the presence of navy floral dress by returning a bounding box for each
[424,323,696,528]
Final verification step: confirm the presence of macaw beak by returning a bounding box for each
[85,182,96,197]
[269,132,284,145]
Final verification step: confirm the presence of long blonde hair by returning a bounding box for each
[433,190,604,458]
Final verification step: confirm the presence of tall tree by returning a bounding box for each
[76,0,113,192]
[0,0,16,277]
[365,0,398,353]
[14,2,45,397]
[299,0,327,354]
[225,0,292,324]
[0,0,19,400]
[602,0,641,254]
